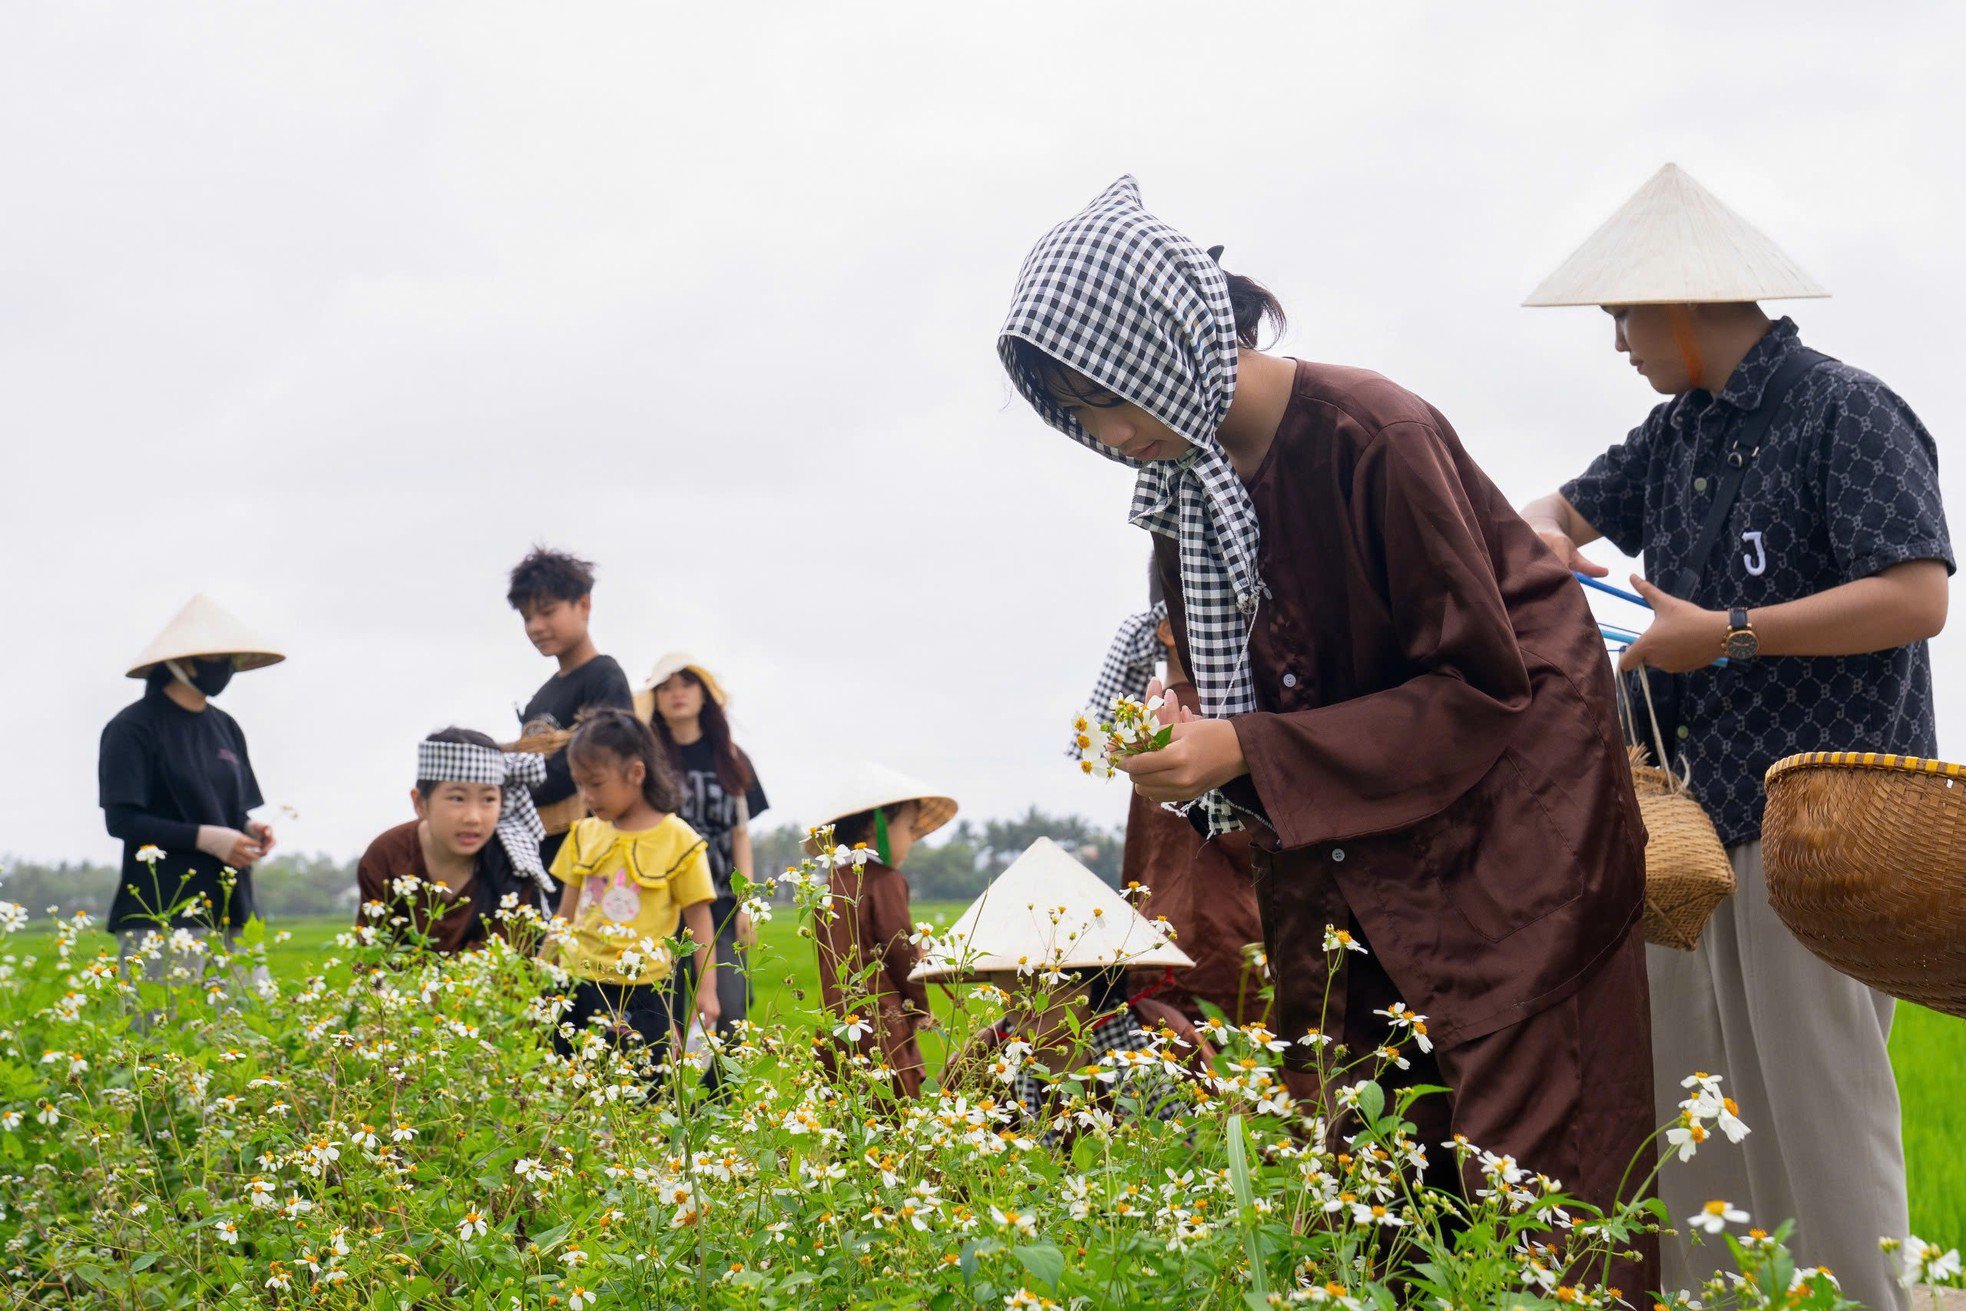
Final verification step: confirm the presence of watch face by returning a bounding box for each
[1726,630,1758,661]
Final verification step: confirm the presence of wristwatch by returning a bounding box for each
[1724,607,1759,662]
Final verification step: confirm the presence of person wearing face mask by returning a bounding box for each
[98,594,283,960]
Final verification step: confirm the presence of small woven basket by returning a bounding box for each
[1614,672,1737,950]
[1762,752,1966,1018]
[1629,747,1737,950]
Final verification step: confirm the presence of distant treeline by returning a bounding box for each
[1,806,1127,923]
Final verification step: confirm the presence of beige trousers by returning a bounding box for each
[1648,841,1909,1311]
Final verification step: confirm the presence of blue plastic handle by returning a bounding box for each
[1575,571,1651,609]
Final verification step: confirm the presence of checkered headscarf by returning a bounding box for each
[1001,175,1265,834]
[415,739,553,895]
[1067,602,1168,755]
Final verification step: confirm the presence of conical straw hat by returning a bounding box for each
[1524,164,1828,307]
[632,652,728,723]
[808,760,959,839]
[125,594,285,679]
[912,837,1193,982]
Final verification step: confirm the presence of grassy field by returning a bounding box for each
[24,908,1964,1246]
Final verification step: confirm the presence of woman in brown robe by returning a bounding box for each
[811,767,958,1100]
[1000,177,1656,1296]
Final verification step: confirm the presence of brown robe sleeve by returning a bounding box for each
[355,836,392,925]
[1230,422,1534,848]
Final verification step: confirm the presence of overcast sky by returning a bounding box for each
[5,3,1962,868]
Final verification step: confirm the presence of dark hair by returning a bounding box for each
[833,799,917,851]
[1076,966,1130,1015]
[1218,266,1287,350]
[506,546,596,611]
[648,669,754,798]
[415,726,502,796]
[567,708,683,815]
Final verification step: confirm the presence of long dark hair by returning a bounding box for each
[648,669,753,798]
[568,709,683,815]
[1005,259,1287,410]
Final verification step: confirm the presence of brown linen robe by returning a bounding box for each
[355,821,498,955]
[1156,359,1657,1294]
[815,859,930,1098]
[1123,682,1265,1024]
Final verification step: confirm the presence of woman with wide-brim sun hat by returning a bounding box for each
[808,762,956,1100]
[999,176,1654,1295]
[634,653,769,1055]
[98,594,284,968]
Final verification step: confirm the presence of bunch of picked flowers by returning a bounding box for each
[1069,693,1172,778]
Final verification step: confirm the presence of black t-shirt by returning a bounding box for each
[519,654,635,806]
[98,689,264,932]
[673,738,768,901]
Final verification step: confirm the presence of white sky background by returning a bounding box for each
[4,3,1963,865]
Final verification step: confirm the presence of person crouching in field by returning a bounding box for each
[812,764,958,1100]
[1000,177,1655,1295]
[545,710,719,1082]
[1081,575,1265,1026]
[922,838,1209,1145]
[353,728,557,954]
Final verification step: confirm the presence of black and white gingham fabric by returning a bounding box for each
[1000,175,1265,834]
[1010,1008,1182,1138]
[415,740,553,895]
[1067,602,1168,755]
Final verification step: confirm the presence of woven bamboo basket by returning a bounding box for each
[1614,674,1736,950]
[501,729,585,836]
[1762,752,1966,1017]
[1629,747,1737,950]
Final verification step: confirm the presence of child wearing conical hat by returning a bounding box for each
[916,838,1212,1143]
[810,764,956,1100]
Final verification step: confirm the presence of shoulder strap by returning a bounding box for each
[1673,347,1831,596]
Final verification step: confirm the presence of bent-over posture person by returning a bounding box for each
[1521,164,1950,1311]
[1001,177,1656,1295]
[354,728,556,953]
[922,837,1208,1146]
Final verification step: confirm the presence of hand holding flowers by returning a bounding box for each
[1069,678,1249,805]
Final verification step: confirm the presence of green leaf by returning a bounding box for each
[1354,1080,1386,1123]
[1012,1243,1063,1290]
[131,1252,160,1272]
[528,1221,571,1253]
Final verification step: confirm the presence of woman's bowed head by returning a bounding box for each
[999,177,1304,827]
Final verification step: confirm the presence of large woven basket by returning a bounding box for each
[1629,748,1737,950]
[1763,752,1966,1017]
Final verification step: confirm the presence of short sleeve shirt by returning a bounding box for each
[673,738,768,902]
[550,815,716,986]
[1562,318,1953,844]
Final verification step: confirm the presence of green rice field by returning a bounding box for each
[21,908,1964,1247]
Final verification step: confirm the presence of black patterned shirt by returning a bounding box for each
[1562,318,1953,846]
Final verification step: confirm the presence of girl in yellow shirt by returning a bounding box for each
[548,711,719,1079]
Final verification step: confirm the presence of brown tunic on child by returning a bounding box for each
[1156,358,1656,1295]
[355,821,493,955]
[815,859,929,1098]
[1122,681,1265,1025]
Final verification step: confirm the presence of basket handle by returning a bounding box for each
[1613,660,1692,789]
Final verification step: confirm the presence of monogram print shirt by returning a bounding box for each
[1563,318,1953,845]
